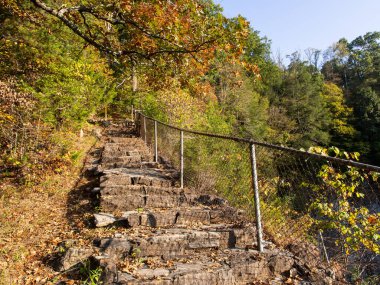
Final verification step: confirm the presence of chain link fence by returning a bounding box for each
[134,111,380,284]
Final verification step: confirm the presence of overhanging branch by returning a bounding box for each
[29,0,218,63]
[30,0,121,56]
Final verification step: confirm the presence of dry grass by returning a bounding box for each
[0,129,98,285]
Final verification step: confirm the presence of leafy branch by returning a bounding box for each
[308,147,380,255]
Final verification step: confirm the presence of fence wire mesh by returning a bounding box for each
[182,133,253,209]
[138,116,155,155]
[157,122,181,170]
[135,112,380,283]
[255,145,380,282]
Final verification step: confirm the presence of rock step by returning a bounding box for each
[100,248,298,285]
[102,155,142,164]
[99,186,194,211]
[101,161,160,170]
[103,168,180,177]
[103,142,150,150]
[94,206,246,228]
[94,208,210,228]
[96,227,257,260]
[107,137,145,144]
[100,162,162,172]
[102,144,150,153]
[100,169,176,188]
[102,145,152,160]
[105,130,134,137]
[102,153,154,162]
[101,154,159,169]
[102,162,144,170]
[99,186,229,212]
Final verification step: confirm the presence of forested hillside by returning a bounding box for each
[1,1,379,166]
[0,0,379,283]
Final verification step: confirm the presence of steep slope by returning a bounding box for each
[56,119,343,285]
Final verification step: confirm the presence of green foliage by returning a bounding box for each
[80,260,103,285]
[1,3,117,129]
[34,51,116,128]
[207,51,271,140]
[279,56,331,147]
[0,1,39,78]
[322,83,354,133]
[202,102,234,134]
[183,135,252,208]
[322,32,380,164]
[154,88,205,128]
[308,147,380,255]
[322,82,356,148]
[30,26,116,128]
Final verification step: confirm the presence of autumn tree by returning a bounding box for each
[28,0,255,88]
[321,82,356,150]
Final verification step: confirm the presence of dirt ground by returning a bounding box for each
[0,130,103,285]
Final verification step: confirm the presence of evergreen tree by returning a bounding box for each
[280,54,331,148]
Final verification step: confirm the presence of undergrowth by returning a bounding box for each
[0,124,97,284]
[80,261,103,285]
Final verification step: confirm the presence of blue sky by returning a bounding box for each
[214,0,380,60]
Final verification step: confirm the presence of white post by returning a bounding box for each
[250,142,264,252]
[154,121,158,162]
[180,130,184,188]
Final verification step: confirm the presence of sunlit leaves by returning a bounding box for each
[155,87,205,127]
[30,0,258,87]
[308,147,380,255]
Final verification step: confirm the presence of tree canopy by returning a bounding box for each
[29,0,256,80]
[1,1,379,165]
[322,32,380,163]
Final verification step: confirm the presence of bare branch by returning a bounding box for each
[79,11,93,39]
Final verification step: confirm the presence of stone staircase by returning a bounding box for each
[60,120,342,284]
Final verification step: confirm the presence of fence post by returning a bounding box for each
[319,231,330,265]
[154,121,158,162]
[180,130,184,189]
[138,112,142,137]
[143,116,147,144]
[131,105,134,121]
[249,142,264,252]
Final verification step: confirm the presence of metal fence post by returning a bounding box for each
[138,112,142,137]
[319,231,330,265]
[180,130,184,189]
[143,116,147,144]
[249,142,264,252]
[154,121,158,162]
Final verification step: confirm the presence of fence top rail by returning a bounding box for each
[135,111,380,173]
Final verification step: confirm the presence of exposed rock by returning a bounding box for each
[136,268,170,279]
[92,187,101,193]
[196,195,226,206]
[94,213,118,227]
[269,253,295,274]
[287,243,320,269]
[97,238,131,259]
[48,120,342,285]
[59,247,93,271]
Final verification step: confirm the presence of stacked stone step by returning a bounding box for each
[103,120,136,138]
[90,121,337,285]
